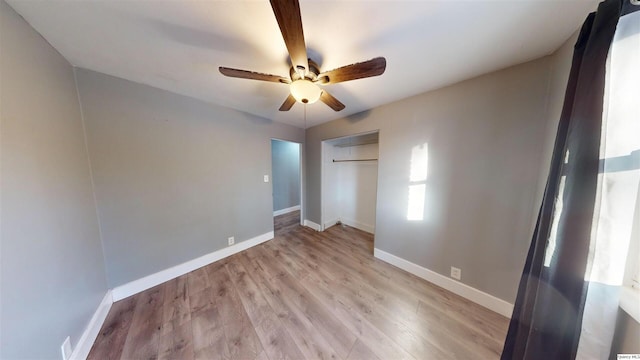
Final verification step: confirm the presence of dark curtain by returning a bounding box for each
[501,0,628,359]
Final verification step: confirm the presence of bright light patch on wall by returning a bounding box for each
[407,184,426,221]
[407,143,429,221]
[410,143,429,182]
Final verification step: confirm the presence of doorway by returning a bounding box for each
[321,131,379,234]
[271,139,302,234]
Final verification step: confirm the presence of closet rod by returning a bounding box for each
[334,140,378,148]
[333,159,378,162]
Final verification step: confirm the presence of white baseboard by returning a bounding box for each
[373,248,513,318]
[340,218,375,234]
[303,219,322,231]
[112,231,274,301]
[323,218,340,230]
[70,290,113,360]
[324,218,374,234]
[273,205,300,217]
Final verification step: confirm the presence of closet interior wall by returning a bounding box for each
[323,136,379,234]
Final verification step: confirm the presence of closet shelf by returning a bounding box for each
[333,159,378,163]
[333,140,378,148]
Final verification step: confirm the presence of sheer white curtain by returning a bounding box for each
[577,6,640,359]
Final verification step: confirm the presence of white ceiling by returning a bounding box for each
[7,0,598,129]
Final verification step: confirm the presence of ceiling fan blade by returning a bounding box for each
[219,67,290,84]
[316,57,386,85]
[279,94,296,111]
[320,90,345,111]
[270,0,308,75]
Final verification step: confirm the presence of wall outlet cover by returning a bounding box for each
[228,236,235,246]
[263,175,269,183]
[61,336,72,360]
[450,266,462,280]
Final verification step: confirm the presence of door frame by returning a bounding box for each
[320,130,380,233]
[270,138,304,226]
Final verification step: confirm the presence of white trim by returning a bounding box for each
[303,219,322,231]
[112,231,273,301]
[273,205,300,217]
[69,290,113,360]
[340,218,375,234]
[323,218,340,230]
[374,248,513,318]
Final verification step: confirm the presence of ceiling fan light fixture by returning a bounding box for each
[219,0,386,112]
[290,79,322,104]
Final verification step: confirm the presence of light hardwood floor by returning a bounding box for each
[88,210,509,359]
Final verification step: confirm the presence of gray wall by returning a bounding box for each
[271,139,301,212]
[0,1,108,358]
[75,69,304,288]
[304,56,560,303]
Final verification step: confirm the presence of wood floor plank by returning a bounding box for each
[346,339,382,360]
[269,239,451,359]
[291,228,506,358]
[226,258,306,360]
[273,236,486,359]
[312,226,508,357]
[254,239,414,360]
[254,350,270,360]
[225,258,273,327]
[273,210,300,233]
[281,231,425,325]
[250,245,358,359]
[272,235,420,322]
[189,286,216,314]
[157,276,194,359]
[120,285,165,359]
[294,228,474,322]
[88,213,509,359]
[205,263,263,360]
[87,295,137,360]
[158,321,194,360]
[187,267,210,296]
[192,308,230,359]
[234,253,341,360]
[323,226,509,334]
[262,240,311,280]
[254,311,307,360]
[162,275,191,335]
[298,271,417,360]
[416,299,503,358]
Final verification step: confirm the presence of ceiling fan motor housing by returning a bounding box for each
[290,59,320,81]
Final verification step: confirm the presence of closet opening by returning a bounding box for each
[321,131,380,238]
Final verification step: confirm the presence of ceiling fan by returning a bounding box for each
[219,0,386,112]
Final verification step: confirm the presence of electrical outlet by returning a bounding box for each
[228,236,235,246]
[263,175,269,183]
[450,266,461,280]
[61,336,72,360]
